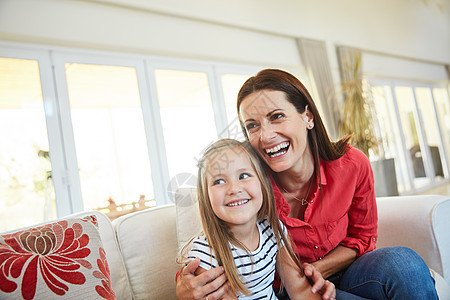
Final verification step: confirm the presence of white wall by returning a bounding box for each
[89,0,450,64]
[0,0,449,78]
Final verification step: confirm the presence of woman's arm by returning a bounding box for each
[310,245,358,279]
[189,262,237,300]
[310,148,376,279]
[176,257,230,300]
[276,246,326,300]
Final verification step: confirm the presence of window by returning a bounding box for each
[0,57,55,231]
[371,84,410,193]
[220,73,250,141]
[154,69,218,179]
[415,87,445,180]
[433,87,450,177]
[369,79,450,194]
[64,63,155,216]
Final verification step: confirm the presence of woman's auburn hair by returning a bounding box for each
[237,68,351,166]
[197,138,302,296]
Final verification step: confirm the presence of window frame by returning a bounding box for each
[368,77,450,194]
[0,41,263,219]
[0,44,70,216]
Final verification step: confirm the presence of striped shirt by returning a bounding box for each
[188,217,285,299]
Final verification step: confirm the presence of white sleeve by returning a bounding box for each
[187,235,218,271]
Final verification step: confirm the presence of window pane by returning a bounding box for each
[65,63,154,216]
[415,87,445,179]
[371,85,409,192]
[155,69,217,179]
[0,57,56,232]
[433,87,450,177]
[221,74,249,141]
[395,86,429,188]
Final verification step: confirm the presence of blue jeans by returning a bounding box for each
[329,247,438,300]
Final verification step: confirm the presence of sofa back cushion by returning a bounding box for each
[174,187,202,251]
[112,204,178,299]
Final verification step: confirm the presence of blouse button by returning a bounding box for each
[318,257,323,260]
[314,245,318,249]
[373,238,376,241]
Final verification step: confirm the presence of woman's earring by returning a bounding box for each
[308,123,314,129]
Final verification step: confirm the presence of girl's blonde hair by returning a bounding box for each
[197,138,303,296]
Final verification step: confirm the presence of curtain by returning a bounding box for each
[297,38,338,140]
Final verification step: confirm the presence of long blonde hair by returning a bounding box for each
[197,138,303,296]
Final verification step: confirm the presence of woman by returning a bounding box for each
[176,69,438,299]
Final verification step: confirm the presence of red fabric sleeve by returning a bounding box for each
[339,150,378,256]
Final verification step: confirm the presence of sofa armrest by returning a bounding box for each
[376,195,450,285]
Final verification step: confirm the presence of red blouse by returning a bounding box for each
[271,146,378,263]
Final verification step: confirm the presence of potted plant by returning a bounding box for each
[338,52,380,157]
[338,50,398,196]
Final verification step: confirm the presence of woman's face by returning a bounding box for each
[238,90,313,174]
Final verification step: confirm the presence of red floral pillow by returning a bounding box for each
[0,216,116,300]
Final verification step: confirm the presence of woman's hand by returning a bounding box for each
[302,262,336,300]
[176,257,230,300]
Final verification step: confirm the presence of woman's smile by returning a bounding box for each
[264,141,290,158]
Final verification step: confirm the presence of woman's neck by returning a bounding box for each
[276,154,315,193]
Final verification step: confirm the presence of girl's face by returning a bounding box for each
[238,90,313,174]
[206,146,263,229]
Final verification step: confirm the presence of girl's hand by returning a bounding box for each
[302,262,336,300]
[176,257,230,300]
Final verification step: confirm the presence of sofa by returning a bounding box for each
[1,191,449,299]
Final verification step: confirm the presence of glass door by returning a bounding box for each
[153,69,218,179]
[432,87,450,178]
[0,57,55,231]
[415,87,446,181]
[220,73,251,141]
[52,53,162,219]
[395,86,431,189]
[369,78,450,194]
[0,48,67,232]
[371,84,411,193]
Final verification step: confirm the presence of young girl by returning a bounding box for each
[184,138,322,299]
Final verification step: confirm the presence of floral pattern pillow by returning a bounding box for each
[0,216,116,300]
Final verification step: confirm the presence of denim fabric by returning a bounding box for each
[276,287,368,300]
[330,247,438,300]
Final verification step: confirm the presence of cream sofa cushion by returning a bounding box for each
[112,205,178,300]
[174,187,202,251]
[376,195,450,285]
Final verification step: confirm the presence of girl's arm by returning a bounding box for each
[195,266,237,300]
[276,246,323,300]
